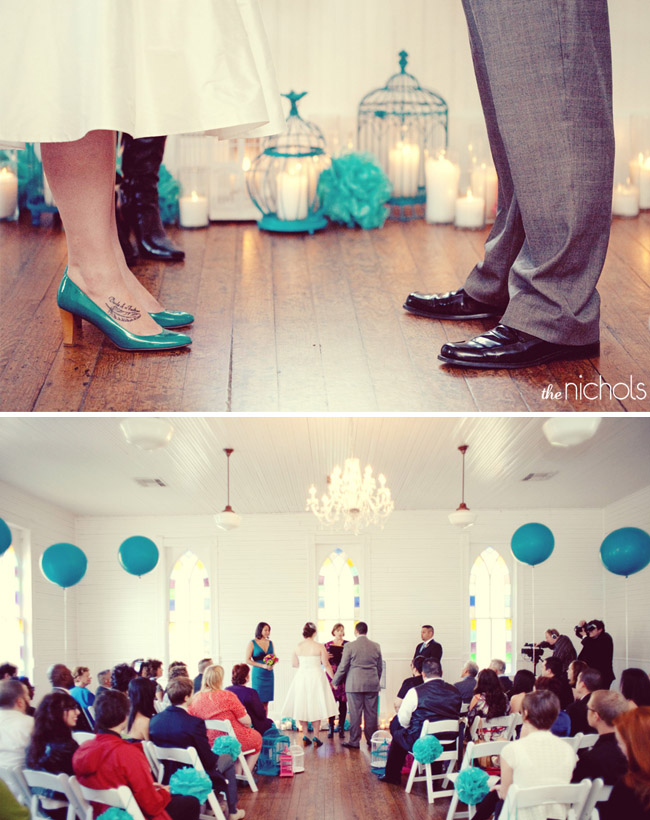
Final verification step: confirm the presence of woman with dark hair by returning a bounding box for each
[245,622,278,713]
[467,668,510,740]
[111,662,138,693]
[225,664,274,736]
[25,691,80,820]
[324,623,349,739]
[127,676,158,740]
[600,706,650,819]
[508,669,536,715]
[620,668,650,708]
[280,623,336,747]
[542,656,574,709]
[534,676,571,736]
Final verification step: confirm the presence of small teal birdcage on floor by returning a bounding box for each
[256,726,291,776]
[357,51,448,220]
[246,91,330,234]
[370,730,392,774]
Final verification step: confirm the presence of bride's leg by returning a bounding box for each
[41,130,163,336]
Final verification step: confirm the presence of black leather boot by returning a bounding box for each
[121,134,185,262]
[115,173,138,267]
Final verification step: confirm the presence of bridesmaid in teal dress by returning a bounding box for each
[245,622,278,714]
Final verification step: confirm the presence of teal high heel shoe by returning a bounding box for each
[149,309,194,328]
[57,270,192,351]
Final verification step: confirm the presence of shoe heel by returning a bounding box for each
[59,308,82,346]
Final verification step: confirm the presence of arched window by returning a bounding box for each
[317,548,360,642]
[0,545,24,674]
[169,551,211,670]
[469,547,512,673]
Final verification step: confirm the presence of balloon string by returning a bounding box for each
[64,587,68,664]
[531,566,535,672]
[625,577,629,668]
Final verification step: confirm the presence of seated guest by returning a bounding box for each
[111,662,138,694]
[127,677,158,741]
[0,679,34,769]
[162,663,192,706]
[194,658,214,694]
[534,676,571,736]
[379,659,461,785]
[572,690,630,785]
[146,659,164,700]
[0,663,18,680]
[467,668,510,740]
[567,659,588,690]
[600,706,650,820]
[73,689,200,820]
[489,659,513,695]
[149,677,244,820]
[413,625,442,662]
[226,664,274,736]
[620,667,650,708]
[394,656,424,710]
[508,669,536,715]
[0,776,29,820]
[17,676,36,717]
[48,664,92,731]
[541,656,573,709]
[566,667,602,735]
[453,660,478,704]
[26,691,80,820]
[70,666,95,709]
[189,665,262,771]
[95,669,112,697]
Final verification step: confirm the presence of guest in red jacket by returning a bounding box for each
[72,689,199,820]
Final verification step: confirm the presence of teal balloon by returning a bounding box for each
[511,523,555,566]
[41,543,87,588]
[118,535,159,577]
[0,518,12,556]
[600,527,650,577]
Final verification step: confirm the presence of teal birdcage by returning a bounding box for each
[357,51,448,220]
[370,730,391,774]
[256,726,290,776]
[246,91,330,234]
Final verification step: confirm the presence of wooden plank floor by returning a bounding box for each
[1,212,649,412]
[237,730,451,820]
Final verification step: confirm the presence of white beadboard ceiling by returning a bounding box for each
[0,417,648,518]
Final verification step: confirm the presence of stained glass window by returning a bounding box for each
[0,545,24,674]
[317,548,360,642]
[169,551,211,670]
[469,547,512,673]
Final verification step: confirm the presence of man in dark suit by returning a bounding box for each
[193,658,213,694]
[489,659,513,696]
[47,663,94,732]
[454,660,478,704]
[331,622,383,750]
[566,667,602,736]
[572,690,630,786]
[149,676,242,820]
[380,659,461,785]
[413,625,442,663]
[94,669,112,697]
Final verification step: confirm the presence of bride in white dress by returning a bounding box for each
[281,622,337,747]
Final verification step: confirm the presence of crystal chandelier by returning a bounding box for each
[306,457,394,535]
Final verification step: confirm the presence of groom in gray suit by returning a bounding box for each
[404,1,614,370]
[331,621,382,749]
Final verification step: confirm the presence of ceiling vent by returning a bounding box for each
[134,478,168,488]
[521,472,558,482]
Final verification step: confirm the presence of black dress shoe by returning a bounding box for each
[403,288,502,320]
[341,742,360,749]
[438,324,600,370]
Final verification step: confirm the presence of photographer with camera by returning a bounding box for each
[537,628,577,673]
[576,620,615,688]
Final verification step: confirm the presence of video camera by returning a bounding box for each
[521,643,545,665]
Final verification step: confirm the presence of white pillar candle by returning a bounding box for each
[425,155,460,223]
[276,166,309,221]
[638,159,650,209]
[484,166,498,223]
[388,142,420,198]
[179,190,209,227]
[43,171,55,206]
[628,153,644,187]
[0,167,18,219]
[455,190,485,229]
[612,182,639,217]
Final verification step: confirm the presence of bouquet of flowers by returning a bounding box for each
[263,653,278,668]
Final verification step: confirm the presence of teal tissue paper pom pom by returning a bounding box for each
[169,766,213,802]
[317,152,392,230]
[158,164,180,226]
[412,735,443,764]
[455,767,490,805]
[212,734,242,758]
[98,810,133,820]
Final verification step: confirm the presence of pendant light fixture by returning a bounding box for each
[448,444,476,528]
[214,448,241,531]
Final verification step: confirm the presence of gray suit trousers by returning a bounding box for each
[347,691,378,747]
[461,0,614,344]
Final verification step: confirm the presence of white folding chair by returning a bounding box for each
[145,742,227,820]
[23,769,92,820]
[0,765,33,808]
[205,718,258,792]
[154,699,166,713]
[578,778,611,820]
[577,732,599,751]
[561,733,583,752]
[445,740,507,820]
[502,780,592,820]
[72,731,95,745]
[471,713,519,742]
[405,719,461,804]
[70,777,146,820]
